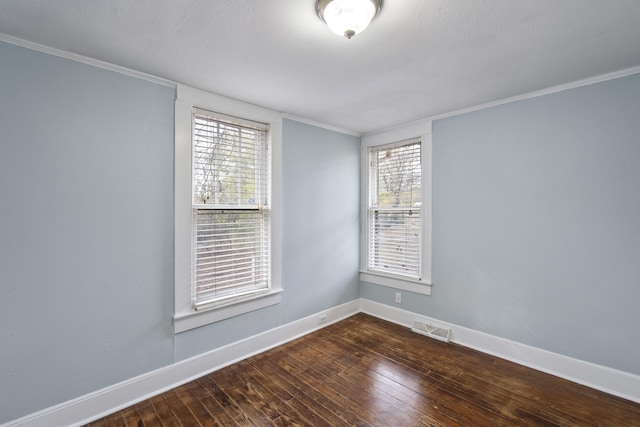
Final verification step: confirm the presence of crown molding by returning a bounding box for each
[0,33,176,88]
[282,113,361,137]
[366,65,640,137]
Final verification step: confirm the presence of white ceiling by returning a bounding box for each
[1,0,640,134]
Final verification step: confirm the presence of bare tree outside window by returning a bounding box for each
[376,144,421,208]
[193,119,265,206]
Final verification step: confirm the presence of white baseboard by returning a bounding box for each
[4,300,361,427]
[359,298,640,404]
[6,297,639,426]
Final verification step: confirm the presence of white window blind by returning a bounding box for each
[192,110,270,310]
[368,139,422,278]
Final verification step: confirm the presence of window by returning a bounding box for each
[368,139,422,278]
[174,84,282,333]
[360,123,431,295]
[191,110,270,310]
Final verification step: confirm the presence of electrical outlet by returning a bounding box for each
[318,313,327,324]
[395,292,402,304]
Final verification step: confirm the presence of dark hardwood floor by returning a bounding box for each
[86,313,640,426]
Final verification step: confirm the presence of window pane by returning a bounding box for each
[193,209,269,307]
[191,111,271,309]
[375,142,421,208]
[193,115,268,206]
[369,209,421,276]
[369,140,422,278]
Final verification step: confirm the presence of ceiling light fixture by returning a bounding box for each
[316,0,382,39]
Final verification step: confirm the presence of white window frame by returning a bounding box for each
[360,120,432,295]
[174,84,282,333]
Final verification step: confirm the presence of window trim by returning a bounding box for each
[174,84,282,333]
[360,120,432,295]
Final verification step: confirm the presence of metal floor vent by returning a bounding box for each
[411,319,451,343]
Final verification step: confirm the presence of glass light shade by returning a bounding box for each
[321,0,378,39]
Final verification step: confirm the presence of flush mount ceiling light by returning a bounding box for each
[316,0,382,39]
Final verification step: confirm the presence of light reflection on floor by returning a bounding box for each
[361,355,431,419]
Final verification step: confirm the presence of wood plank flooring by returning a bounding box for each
[85,313,640,426]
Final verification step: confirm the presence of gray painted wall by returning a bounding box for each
[281,119,360,320]
[362,73,640,376]
[0,41,176,422]
[0,42,361,423]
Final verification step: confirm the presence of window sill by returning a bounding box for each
[174,289,282,333]
[360,271,432,295]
